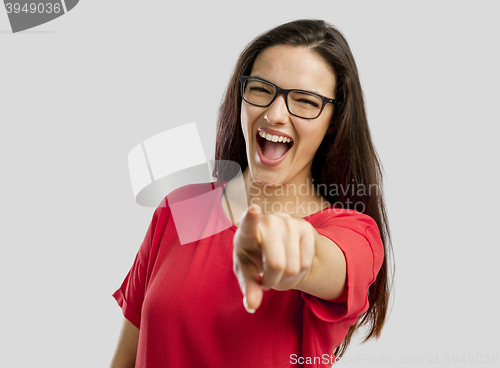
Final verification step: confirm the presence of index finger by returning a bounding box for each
[237,204,262,242]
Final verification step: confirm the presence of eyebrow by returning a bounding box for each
[249,75,332,99]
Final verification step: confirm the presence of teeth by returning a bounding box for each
[258,131,292,143]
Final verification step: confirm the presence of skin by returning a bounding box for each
[241,45,335,191]
[231,45,347,312]
[109,318,139,368]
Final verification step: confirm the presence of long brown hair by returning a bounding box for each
[213,19,393,358]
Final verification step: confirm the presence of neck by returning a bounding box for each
[240,169,330,217]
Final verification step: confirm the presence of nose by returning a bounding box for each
[264,94,290,126]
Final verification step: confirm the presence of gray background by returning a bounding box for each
[1,1,499,367]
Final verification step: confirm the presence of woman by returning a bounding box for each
[111,19,392,367]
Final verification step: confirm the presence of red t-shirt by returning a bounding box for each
[113,182,384,367]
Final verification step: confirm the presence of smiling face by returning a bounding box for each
[240,45,337,188]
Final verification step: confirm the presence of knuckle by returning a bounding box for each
[276,212,292,220]
[300,258,313,271]
[284,262,301,276]
[284,219,298,232]
[266,258,285,271]
[261,214,276,227]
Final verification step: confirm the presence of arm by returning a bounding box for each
[110,318,140,368]
[293,230,346,300]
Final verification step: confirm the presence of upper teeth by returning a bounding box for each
[258,131,292,143]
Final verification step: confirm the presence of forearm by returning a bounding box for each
[293,228,347,301]
[110,318,139,368]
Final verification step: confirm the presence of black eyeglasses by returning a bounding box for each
[239,75,336,120]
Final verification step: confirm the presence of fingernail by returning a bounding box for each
[248,204,260,213]
[243,296,255,314]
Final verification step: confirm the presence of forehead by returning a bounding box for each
[250,45,336,97]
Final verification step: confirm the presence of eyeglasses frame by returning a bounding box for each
[239,75,337,120]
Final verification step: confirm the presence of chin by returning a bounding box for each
[248,166,286,188]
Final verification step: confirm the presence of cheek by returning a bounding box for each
[298,124,329,157]
[240,106,250,142]
[240,104,259,142]
[313,116,332,144]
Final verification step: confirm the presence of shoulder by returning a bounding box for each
[307,207,379,236]
[149,182,219,221]
[162,182,222,206]
[154,181,227,224]
[308,208,384,269]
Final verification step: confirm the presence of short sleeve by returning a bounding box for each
[299,210,385,363]
[303,210,385,324]
[112,201,166,329]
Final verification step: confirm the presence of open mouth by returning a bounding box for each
[256,130,294,161]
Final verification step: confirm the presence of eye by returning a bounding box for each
[296,98,319,108]
[246,79,275,95]
[290,91,322,108]
[249,86,272,94]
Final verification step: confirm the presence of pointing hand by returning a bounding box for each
[233,205,316,313]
